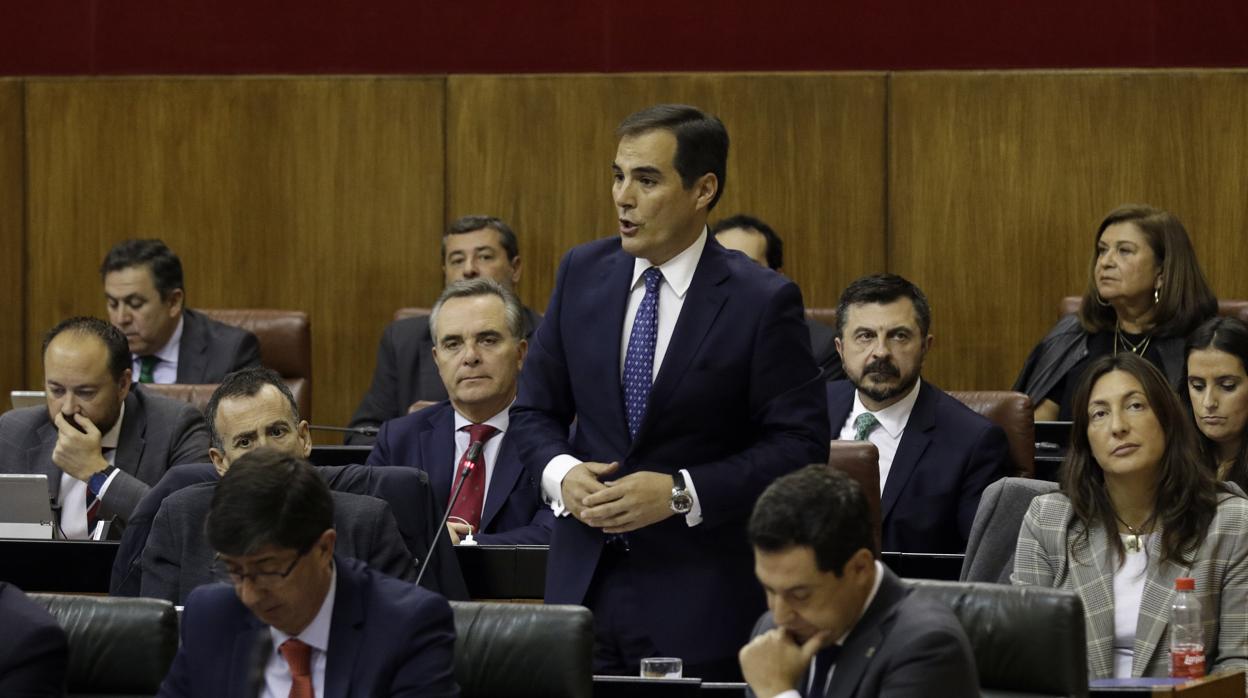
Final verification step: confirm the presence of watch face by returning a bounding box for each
[671,492,693,514]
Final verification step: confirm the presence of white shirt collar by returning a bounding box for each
[452,401,512,434]
[629,227,707,298]
[836,560,886,646]
[100,403,125,450]
[149,314,184,363]
[851,379,922,439]
[270,562,336,653]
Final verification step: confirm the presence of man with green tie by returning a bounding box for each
[101,239,260,384]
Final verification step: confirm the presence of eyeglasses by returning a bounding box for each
[212,545,312,587]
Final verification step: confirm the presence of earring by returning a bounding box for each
[1154,286,1161,305]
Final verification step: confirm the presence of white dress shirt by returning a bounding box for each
[264,565,337,698]
[451,403,512,511]
[773,561,886,698]
[131,315,183,384]
[836,381,922,493]
[1112,534,1150,677]
[540,228,709,526]
[57,403,125,540]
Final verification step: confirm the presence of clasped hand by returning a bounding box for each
[561,461,675,533]
[52,412,109,482]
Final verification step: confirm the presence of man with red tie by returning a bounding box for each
[367,278,553,545]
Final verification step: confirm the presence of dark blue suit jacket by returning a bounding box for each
[158,556,458,698]
[367,401,553,545]
[827,379,1011,553]
[511,235,829,665]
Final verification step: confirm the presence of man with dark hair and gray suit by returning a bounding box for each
[0,317,209,538]
[346,215,542,445]
[740,465,977,698]
[101,238,261,384]
[140,368,416,604]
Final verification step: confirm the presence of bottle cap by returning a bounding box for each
[1175,577,1195,591]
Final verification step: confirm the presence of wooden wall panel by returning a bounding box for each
[24,77,446,431]
[890,70,1248,391]
[446,74,888,314]
[0,81,24,404]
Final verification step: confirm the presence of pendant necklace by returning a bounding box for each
[1114,512,1150,553]
[1114,325,1153,357]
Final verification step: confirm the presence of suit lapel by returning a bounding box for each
[593,250,634,444]
[423,405,456,504]
[631,244,729,450]
[115,392,147,478]
[880,382,935,521]
[482,432,523,531]
[325,560,365,698]
[827,383,854,438]
[1132,532,1187,676]
[1069,521,1117,678]
[228,617,267,696]
[826,570,906,698]
[176,310,208,383]
[30,422,61,498]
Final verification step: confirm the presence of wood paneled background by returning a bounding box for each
[5,71,1248,433]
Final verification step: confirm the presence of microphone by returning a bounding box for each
[415,440,484,587]
[307,424,379,437]
[246,628,273,697]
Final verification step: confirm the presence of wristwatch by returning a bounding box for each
[670,471,693,515]
[88,465,117,496]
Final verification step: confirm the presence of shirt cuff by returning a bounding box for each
[94,467,121,499]
[541,455,583,517]
[680,468,703,527]
[770,692,801,698]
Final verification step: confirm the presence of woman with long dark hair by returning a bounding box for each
[1184,316,1248,490]
[1013,352,1248,678]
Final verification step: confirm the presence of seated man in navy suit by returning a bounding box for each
[158,451,458,698]
[101,239,260,384]
[140,368,417,604]
[826,274,1011,553]
[368,278,552,545]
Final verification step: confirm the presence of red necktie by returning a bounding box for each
[279,638,314,698]
[447,423,499,532]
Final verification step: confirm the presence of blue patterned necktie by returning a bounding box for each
[623,267,663,440]
[853,412,880,441]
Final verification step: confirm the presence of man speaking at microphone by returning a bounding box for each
[511,104,829,679]
[158,449,459,698]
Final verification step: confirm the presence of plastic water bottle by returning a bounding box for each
[1170,577,1206,679]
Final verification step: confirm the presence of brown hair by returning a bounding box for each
[1183,316,1248,490]
[1062,352,1218,567]
[1077,204,1217,338]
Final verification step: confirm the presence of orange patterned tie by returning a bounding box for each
[279,638,314,698]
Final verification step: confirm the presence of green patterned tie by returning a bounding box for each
[138,355,159,383]
[853,412,880,441]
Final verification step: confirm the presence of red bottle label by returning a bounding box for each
[1171,646,1206,679]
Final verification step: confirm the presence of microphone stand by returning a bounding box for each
[415,441,483,587]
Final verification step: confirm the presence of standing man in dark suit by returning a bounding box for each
[0,582,69,698]
[0,317,209,538]
[826,274,1010,553]
[158,452,459,698]
[368,278,552,545]
[740,465,978,698]
[711,214,845,382]
[511,104,829,679]
[101,238,261,384]
[347,215,542,445]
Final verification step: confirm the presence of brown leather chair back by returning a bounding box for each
[948,391,1035,477]
[141,383,218,414]
[827,441,881,552]
[199,309,312,419]
[394,307,432,322]
[1060,295,1248,323]
[805,307,838,329]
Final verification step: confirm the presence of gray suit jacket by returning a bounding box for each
[1012,490,1248,678]
[0,389,209,525]
[174,308,262,384]
[960,476,1059,584]
[140,484,416,604]
[744,567,978,698]
[346,305,541,445]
